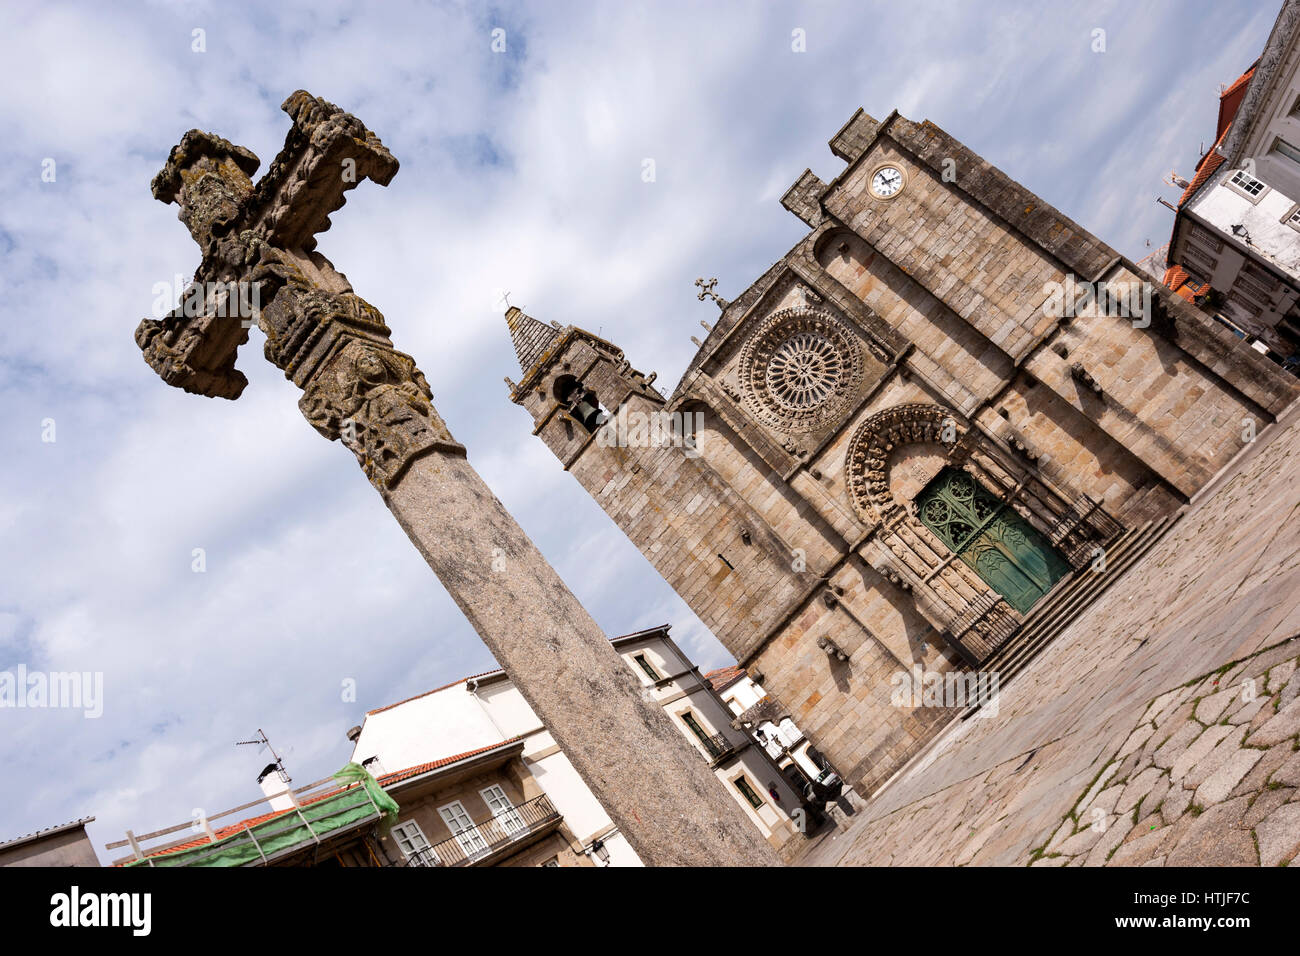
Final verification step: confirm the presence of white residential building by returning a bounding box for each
[1165,0,1300,361]
[707,665,824,793]
[349,624,813,865]
[612,627,809,857]
[349,663,644,867]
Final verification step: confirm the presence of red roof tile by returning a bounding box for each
[1163,265,1189,288]
[1217,63,1257,141]
[373,739,521,786]
[123,740,522,865]
[1162,265,1205,302]
[704,664,746,694]
[128,784,347,863]
[1178,134,1227,207]
[1175,63,1255,209]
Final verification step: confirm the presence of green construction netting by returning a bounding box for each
[128,763,399,867]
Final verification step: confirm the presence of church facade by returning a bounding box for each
[504,109,1299,797]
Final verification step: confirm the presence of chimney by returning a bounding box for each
[257,762,296,812]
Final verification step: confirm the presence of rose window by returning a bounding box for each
[738,308,863,432]
[767,332,845,411]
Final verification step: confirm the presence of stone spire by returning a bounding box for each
[505,305,559,374]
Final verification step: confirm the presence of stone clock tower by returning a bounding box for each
[505,109,1298,795]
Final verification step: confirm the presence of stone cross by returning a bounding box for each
[694,276,729,310]
[135,90,779,867]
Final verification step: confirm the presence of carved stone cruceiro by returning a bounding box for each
[134,90,460,489]
[133,90,783,866]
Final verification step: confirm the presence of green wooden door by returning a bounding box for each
[916,469,1070,614]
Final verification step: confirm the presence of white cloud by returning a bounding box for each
[0,0,1278,859]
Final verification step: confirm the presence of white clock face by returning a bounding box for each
[870,166,904,198]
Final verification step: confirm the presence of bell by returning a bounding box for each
[570,397,603,432]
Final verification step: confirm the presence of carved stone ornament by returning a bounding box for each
[133,90,463,490]
[844,403,965,525]
[299,341,457,487]
[737,307,863,433]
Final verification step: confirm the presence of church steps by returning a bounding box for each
[959,515,1179,717]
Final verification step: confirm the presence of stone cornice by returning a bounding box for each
[1220,0,1300,168]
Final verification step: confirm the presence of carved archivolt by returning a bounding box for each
[845,403,1026,658]
[738,307,863,433]
[845,403,965,526]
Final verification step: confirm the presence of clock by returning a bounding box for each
[869,165,905,199]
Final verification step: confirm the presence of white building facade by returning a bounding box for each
[709,666,824,793]
[350,624,813,865]
[1167,0,1300,361]
[350,669,643,867]
[611,627,809,858]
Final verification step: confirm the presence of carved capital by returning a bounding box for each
[299,340,463,488]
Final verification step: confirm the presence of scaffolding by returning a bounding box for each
[105,763,398,867]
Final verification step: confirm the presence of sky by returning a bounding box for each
[0,0,1281,861]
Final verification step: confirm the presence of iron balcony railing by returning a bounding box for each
[701,731,739,762]
[399,794,560,867]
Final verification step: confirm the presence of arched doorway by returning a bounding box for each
[915,467,1070,613]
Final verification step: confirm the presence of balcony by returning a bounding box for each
[398,794,561,867]
[701,732,740,764]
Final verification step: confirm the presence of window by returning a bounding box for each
[480,785,525,836]
[681,711,711,745]
[1189,223,1224,251]
[438,800,489,859]
[391,820,440,866]
[541,857,560,867]
[681,710,728,759]
[1182,243,1216,276]
[1228,169,1268,201]
[734,775,764,810]
[633,654,660,681]
[1283,203,1300,232]
[1271,137,1300,167]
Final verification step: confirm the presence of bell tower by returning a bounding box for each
[504,307,825,666]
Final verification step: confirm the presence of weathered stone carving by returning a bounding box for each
[738,307,863,432]
[134,90,460,489]
[843,403,1023,656]
[844,403,964,525]
[300,340,457,486]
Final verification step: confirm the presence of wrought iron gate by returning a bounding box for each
[917,468,1071,614]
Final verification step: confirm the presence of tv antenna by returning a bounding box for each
[236,728,290,784]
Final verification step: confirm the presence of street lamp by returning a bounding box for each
[590,838,611,866]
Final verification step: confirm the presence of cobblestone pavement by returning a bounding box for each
[803,403,1300,867]
[1032,641,1300,867]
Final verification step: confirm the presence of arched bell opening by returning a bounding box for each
[553,374,608,433]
